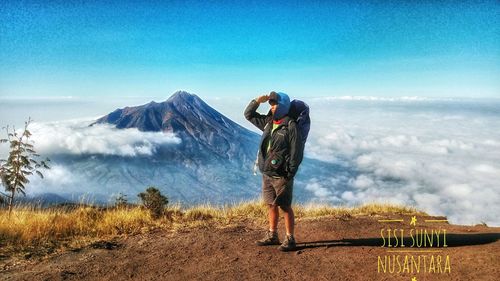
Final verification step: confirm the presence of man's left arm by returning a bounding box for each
[287,122,304,179]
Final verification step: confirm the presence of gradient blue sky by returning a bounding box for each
[1,0,499,99]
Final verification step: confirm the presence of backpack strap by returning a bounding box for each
[286,120,299,142]
[287,119,297,128]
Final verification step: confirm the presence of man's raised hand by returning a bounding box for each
[256,95,269,104]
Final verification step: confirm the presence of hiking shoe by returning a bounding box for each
[256,230,280,246]
[278,235,296,251]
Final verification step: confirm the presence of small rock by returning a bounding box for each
[296,250,303,255]
[61,270,76,277]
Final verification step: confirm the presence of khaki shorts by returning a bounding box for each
[262,174,294,207]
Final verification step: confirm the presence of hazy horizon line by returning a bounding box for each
[1,94,499,102]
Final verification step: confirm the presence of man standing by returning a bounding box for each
[244,91,303,251]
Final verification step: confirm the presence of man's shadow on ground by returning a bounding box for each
[295,233,500,251]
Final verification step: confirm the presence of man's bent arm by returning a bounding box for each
[244,99,268,131]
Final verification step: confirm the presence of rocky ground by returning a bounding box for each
[1,214,499,281]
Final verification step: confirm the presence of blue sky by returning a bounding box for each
[1,1,499,99]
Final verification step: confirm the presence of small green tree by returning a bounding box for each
[137,186,168,218]
[0,118,50,215]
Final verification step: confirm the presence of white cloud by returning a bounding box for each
[28,119,181,157]
[305,180,334,199]
[303,98,500,226]
[312,96,452,102]
[350,175,375,189]
[28,164,78,194]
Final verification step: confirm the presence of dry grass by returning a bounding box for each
[296,202,422,218]
[0,201,423,255]
[1,206,155,247]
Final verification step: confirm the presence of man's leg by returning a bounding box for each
[269,204,279,232]
[280,205,294,236]
[277,176,296,251]
[256,177,281,246]
[278,205,296,251]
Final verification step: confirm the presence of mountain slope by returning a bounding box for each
[92,91,258,164]
[35,91,264,205]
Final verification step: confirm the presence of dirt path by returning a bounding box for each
[1,215,499,281]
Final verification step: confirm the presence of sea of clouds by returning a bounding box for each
[1,96,499,225]
[301,98,500,226]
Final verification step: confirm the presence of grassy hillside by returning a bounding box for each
[0,201,423,258]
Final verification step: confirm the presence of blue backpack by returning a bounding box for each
[288,99,311,147]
